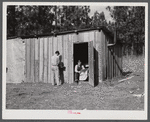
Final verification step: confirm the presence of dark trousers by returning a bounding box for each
[75,72,80,83]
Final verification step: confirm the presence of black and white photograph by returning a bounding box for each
[2,2,148,120]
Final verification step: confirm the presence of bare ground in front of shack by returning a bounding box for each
[6,55,145,110]
[6,74,144,110]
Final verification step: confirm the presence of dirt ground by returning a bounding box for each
[6,55,145,110]
[6,73,144,110]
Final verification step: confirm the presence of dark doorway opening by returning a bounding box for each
[73,42,88,81]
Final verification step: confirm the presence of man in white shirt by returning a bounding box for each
[51,51,60,86]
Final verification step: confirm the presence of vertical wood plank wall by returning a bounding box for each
[25,30,122,83]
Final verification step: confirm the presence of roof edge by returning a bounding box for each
[7,26,112,40]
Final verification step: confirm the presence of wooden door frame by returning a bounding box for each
[73,41,94,86]
[73,42,89,82]
[88,41,94,86]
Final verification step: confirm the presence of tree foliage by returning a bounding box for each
[91,11,107,27]
[7,5,145,55]
[7,5,91,36]
[106,6,145,55]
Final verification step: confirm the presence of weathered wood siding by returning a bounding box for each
[104,41,122,80]
[25,30,122,83]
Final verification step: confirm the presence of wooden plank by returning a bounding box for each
[116,45,118,77]
[117,46,119,77]
[89,31,97,82]
[96,31,101,81]
[95,31,98,82]
[47,38,49,83]
[113,45,115,77]
[61,36,64,62]
[93,31,96,81]
[103,34,106,80]
[43,38,48,83]
[105,37,108,80]
[100,31,104,81]
[111,47,113,79]
[77,32,84,42]
[68,34,71,84]
[113,45,116,77]
[102,33,105,80]
[53,37,57,54]
[68,34,74,84]
[107,38,109,79]
[63,35,68,83]
[73,33,78,44]
[30,38,35,82]
[48,37,53,84]
[108,47,110,79]
[117,46,120,77]
[88,41,94,86]
[119,46,122,76]
[60,35,65,84]
[102,31,106,80]
[24,39,27,82]
[114,45,116,77]
[81,32,84,42]
[84,32,89,42]
[58,36,63,61]
[113,46,115,78]
[25,39,30,82]
[89,31,95,43]
[72,34,76,83]
[39,38,44,82]
[34,38,39,82]
[114,46,116,77]
[112,46,114,78]
[110,47,113,79]
[96,31,99,82]
[118,46,120,76]
[71,34,74,84]
[120,46,123,76]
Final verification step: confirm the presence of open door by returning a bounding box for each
[88,41,94,86]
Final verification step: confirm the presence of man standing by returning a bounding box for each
[51,51,60,86]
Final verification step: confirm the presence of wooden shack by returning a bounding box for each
[23,27,122,87]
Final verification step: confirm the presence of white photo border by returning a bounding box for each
[2,2,148,120]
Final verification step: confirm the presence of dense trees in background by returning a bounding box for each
[106,6,145,55]
[7,6,16,36]
[91,11,107,27]
[7,5,145,55]
[7,5,92,36]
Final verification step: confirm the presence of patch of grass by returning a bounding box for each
[6,81,144,110]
